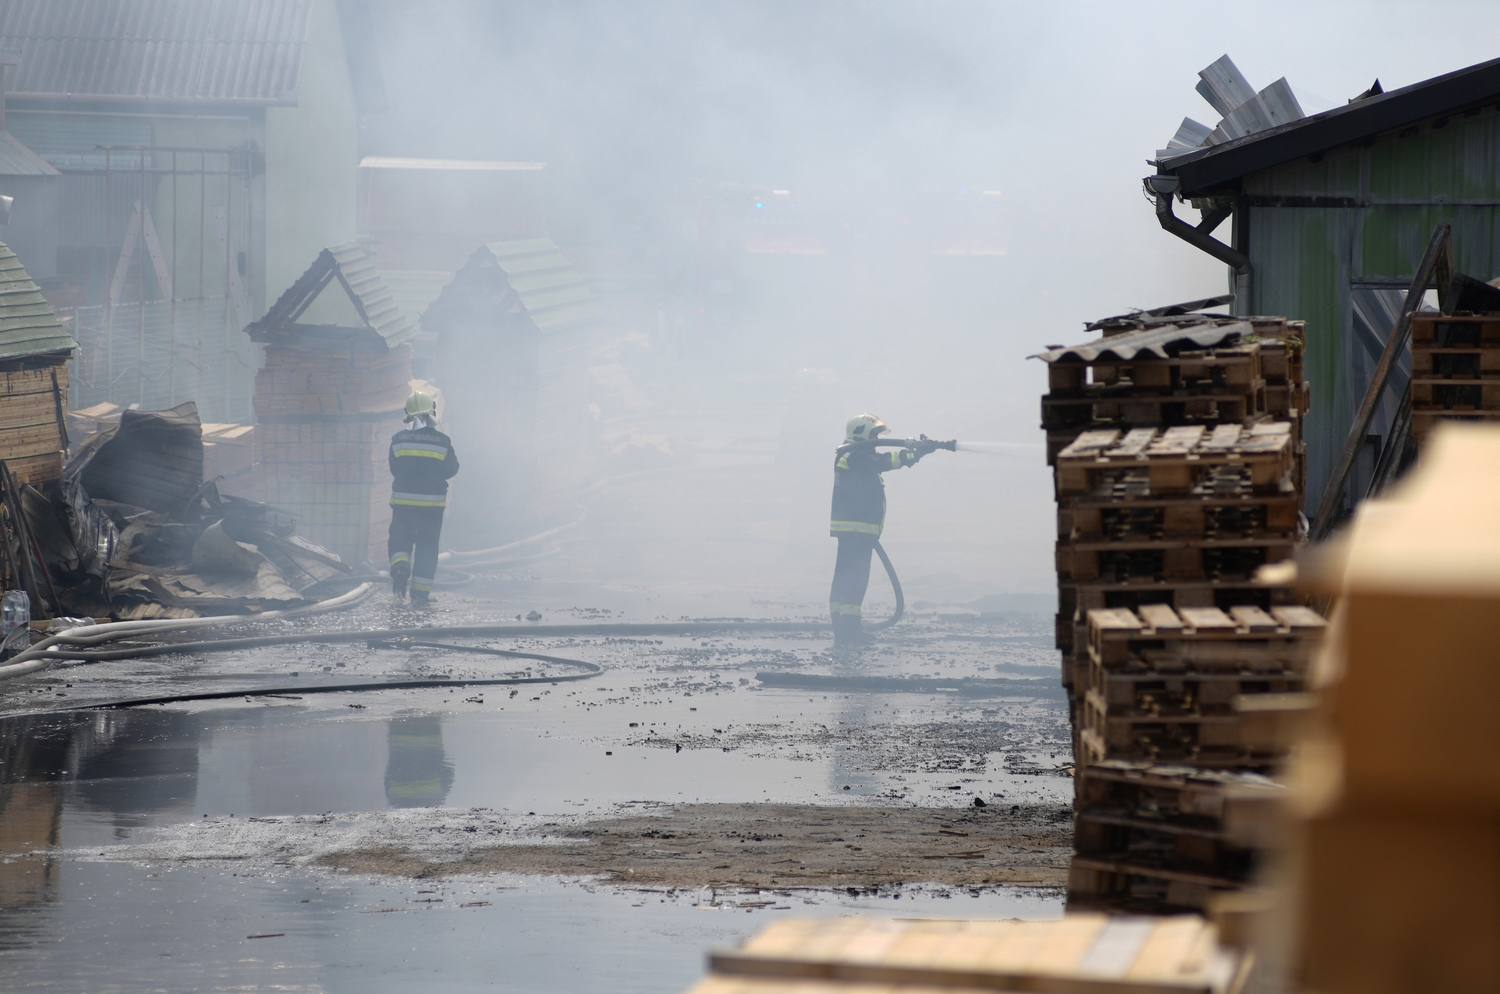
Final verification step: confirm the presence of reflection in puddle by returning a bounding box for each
[385,714,454,808]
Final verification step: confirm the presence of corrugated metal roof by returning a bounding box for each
[246,241,416,351]
[1031,319,1252,364]
[0,242,77,361]
[485,239,602,332]
[422,239,601,335]
[0,0,312,105]
[0,130,60,177]
[1158,55,1500,197]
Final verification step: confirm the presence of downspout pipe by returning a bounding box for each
[1144,174,1253,312]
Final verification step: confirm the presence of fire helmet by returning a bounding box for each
[845,413,888,443]
[404,391,437,419]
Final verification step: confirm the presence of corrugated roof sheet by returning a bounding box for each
[0,242,77,361]
[485,239,602,332]
[0,131,61,177]
[246,241,416,350]
[421,239,601,335]
[0,0,312,105]
[1031,319,1252,364]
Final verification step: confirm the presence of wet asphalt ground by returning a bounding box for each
[0,572,1072,992]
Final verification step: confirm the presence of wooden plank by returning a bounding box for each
[1112,428,1158,458]
[1227,606,1278,632]
[1268,605,1325,629]
[1176,608,1236,632]
[1138,604,1184,632]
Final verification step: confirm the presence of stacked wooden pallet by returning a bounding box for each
[1042,318,1307,466]
[252,344,412,564]
[1054,421,1302,669]
[1408,311,1500,446]
[689,914,1250,994]
[1067,603,1324,912]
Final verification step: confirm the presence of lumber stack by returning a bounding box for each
[0,362,70,485]
[1250,422,1500,994]
[688,914,1250,994]
[1040,312,1322,917]
[1067,603,1324,912]
[1408,311,1500,446]
[252,344,412,564]
[1042,318,1307,465]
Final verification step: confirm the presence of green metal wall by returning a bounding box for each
[1244,104,1500,507]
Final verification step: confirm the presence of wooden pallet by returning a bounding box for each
[1060,497,1301,542]
[1057,539,1296,584]
[1076,760,1285,828]
[1056,424,1295,499]
[695,914,1249,994]
[1409,311,1500,345]
[1087,604,1325,670]
[1067,855,1249,915]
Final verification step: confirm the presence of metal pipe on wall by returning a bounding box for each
[1144,174,1253,314]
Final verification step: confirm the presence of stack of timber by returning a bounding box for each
[1408,310,1500,445]
[0,242,76,487]
[245,242,418,565]
[1039,312,1308,668]
[685,915,1250,994]
[1067,603,1324,912]
[1038,306,1322,918]
[1246,422,1500,994]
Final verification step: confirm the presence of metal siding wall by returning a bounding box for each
[1241,108,1500,511]
[1251,206,1351,510]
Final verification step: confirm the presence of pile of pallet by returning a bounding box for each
[1409,310,1500,446]
[244,242,419,566]
[253,344,411,563]
[1067,603,1324,911]
[688,914,1249,994]
[1038,309,1322,915]
[1042,313,1308,681]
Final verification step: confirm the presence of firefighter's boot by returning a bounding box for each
[831,613,871,647]
[390,559,410,599]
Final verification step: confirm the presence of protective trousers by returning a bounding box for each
[389,504,444,599]
[829,533,877,642]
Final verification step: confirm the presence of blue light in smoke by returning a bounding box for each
[755,202,763,208]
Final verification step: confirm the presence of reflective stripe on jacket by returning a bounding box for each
[389,425,459,507]
[829,446,918,537]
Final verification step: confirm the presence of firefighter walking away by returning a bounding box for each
[829,413,945,646]
[388,391,459,605]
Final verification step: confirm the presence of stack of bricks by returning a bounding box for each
[1067,602,1325,912]
[252,343,412,564]
[1041,314,1321,916]
[1409,310,1500,446]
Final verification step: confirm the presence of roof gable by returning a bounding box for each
[0,0,313,106]
[1159,56,1500,197]
[0,242,76,362]
[422,238,601,334]
[0,131,60,177]
[246,241,416,352]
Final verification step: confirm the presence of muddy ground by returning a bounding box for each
[314,802,1072,889]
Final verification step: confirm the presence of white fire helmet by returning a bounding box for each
[845,413,888,443]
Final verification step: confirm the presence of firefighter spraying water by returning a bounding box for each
[828,413,956,646]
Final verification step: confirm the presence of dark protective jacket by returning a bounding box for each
[388,424,460,507]
[829,446,920,537]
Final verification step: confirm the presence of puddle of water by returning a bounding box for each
[0,861,1060,992]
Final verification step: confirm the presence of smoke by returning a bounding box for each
[351,1,1499,613]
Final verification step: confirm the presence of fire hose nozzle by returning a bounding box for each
[919,434,957,452]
